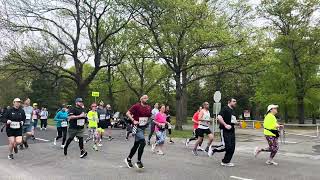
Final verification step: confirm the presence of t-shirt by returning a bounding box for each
[68,106,86,129]
[264,113,277,136]
[219,106,236,131]
[97,108,107,121]
[106,110,113,120]
[23,106,33,125]
[129,103,152,128]
[198,110,210,129]
[151,108,159,120]
[87,111,99,128]
[32,109,40,120]
[192,112,200,130]
[155,112,167,132]
[4,107,26,130]
[40,110,48,119]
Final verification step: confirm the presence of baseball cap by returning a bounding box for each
[267,104,278,112]
[33,103,38,106]
[13,98,22,102]
[75,98,83,103]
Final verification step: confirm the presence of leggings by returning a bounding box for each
[64,133,84,151]
[148,121,155,142]
[262,136,279,159]
[33,119,38,129]
[40,119,47,128]
[55,127,67,145]
[128,140,146,161]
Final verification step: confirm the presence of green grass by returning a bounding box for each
[48,119,55,126]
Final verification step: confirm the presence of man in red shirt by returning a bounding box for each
[124,95,152,169]
[185,107,203,151]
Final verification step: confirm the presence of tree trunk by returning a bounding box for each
[107,66,115,107]
[174,75,183,130]
[181,70,188,123]
[297,96,304,124]
[76,82,88,100]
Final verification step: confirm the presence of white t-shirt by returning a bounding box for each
[198,110,211,129]
[151,108,159,120]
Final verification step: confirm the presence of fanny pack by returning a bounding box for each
[264,128,279,138]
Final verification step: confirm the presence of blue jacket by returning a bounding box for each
[54,110,68,127]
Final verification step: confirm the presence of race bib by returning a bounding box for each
[106,115,111,119]
[139,117,148,126]
[26,114,31,120]
[231,115,237,123]
[10,122,20,129]
[61,121,68,127]
[168,124,172,129]
[77,119,85,126]
[99,114,106,120]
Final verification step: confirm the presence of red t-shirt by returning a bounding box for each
[192,111,200,129]
[129,103,152,122]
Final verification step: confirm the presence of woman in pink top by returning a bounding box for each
[151,104,168,155]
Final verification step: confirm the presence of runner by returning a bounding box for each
[124,95,152,169]
[192,102,214,156]
[63,98,88,158]
[209,98,237,167]
[21,98,33,149]
[53,104,69,148]
[97,102,107,146]
[86,103,100,151]
[105,104,114,141]
[40,107,49,130]
[165,105,174,144]
[254,104,283,166]
[125,116,133,141]
[32,103,40,130]
[151,104,168,155]
[3,98,25,159]
[147,103,159,145]
[186,107,204,151]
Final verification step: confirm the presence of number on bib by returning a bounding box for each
[26,114,31,120]
[61,121,68,127]
[138,117,148,126]
[77,119,85,126]
[10,122,20,129]
[231,115,237,123]
[99,114,106,120]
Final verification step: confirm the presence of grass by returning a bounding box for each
[48,119,55,126]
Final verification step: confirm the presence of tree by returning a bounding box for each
[259,0,320,124]
[0,0,131,98]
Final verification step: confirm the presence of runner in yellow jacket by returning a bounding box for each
[86,103,100,151]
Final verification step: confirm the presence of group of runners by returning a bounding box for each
[1,95,283,168]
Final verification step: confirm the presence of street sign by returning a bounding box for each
[92,91,100,97]
[213,102,222,114]
[213,91,221,103]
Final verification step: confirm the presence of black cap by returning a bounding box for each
[75,98,83,103]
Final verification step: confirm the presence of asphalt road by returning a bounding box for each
[0,126,319,180]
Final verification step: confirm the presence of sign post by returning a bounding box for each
[213,91,221,132]
[91,91,100,103]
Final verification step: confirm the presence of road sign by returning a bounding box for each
[213,102,221,132]
[213,102,221,114]
[92,91,100,97]
[213,91,221,103]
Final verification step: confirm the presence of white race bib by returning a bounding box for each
[61,121,68,127]
[26,114,31,120]
[231,115,237,124]
[77,119,85,126]
[99,114,106,120]
[10,122,20,129]
[139,117,148,126]
[106,115,111,119]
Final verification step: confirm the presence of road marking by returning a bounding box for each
[230,176,254,180]
[35,138,50,142]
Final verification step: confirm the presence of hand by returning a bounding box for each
[20,121,24,126]
[78,113,86,118]
[7,120,12,124]
[225,124,232,130]
[133,120,139,125]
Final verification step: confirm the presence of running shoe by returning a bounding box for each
[169,140,174,144]
[135,161,144,169]
[208,145,213,157]
[266,160,278,166]
[124,158,133,168]
[197,146,205,151]
[14,146,18,154]
[185,139,190,147]
[53,138,57,146]
[93,145,98,151]
[8,154,14,160]
[31,135,35,140]
[64,146,68,156]
[44,128,47,131]
[97,143,103,147]
[157,150,164,155]
[192,149,198,156]
[23,141,29,149]
[205,146,209,153]
[151,144,156,153]
[60,145,65,149]
[80,150,88,158]
[74,137,79,142]
[19,144,24,150]
[221,162,235,167]
[254,147,260,158]
[147,141,151,146]
[108,137,114,141]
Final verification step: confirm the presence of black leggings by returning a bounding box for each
[40,119,47,128]
[65,135,84,151]
[56,127,67,145]
[128,139,146,161]
[148,122,155,141]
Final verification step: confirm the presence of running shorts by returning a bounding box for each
[68,128,85,138]
[6,128,23,137]
[98,120,108,129]
[22,124,33,133]
[196,128,212,138]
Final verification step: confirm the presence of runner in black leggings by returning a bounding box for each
[53,105,69,148]
[124,95,152,169]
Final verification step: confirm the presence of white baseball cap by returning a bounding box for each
[13,98,22,102]
[267,104,279,112]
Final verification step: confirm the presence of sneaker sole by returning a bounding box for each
[135,163,144,169]
[80,152,88,158]
[124,159,133,168]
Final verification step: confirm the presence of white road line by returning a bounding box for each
[35,138,50,142]
[230,176,254,180]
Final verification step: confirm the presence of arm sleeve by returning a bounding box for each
[54,112,61,121]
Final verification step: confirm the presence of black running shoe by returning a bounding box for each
[8,154,14,160]
[19,144,24,150]
[31,135,35,140]
[205,146,209,152]
[147,141,151,146]
[14,146,18,154]
[124,158,133,168]
[135,161,144,169]
[80,150,88,158]
[23,141,29,149]
[64,146,68,156]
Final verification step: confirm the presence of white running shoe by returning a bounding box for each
[97,143,103,147]
[197,146,205,151]
[60,145,65,149]
[254,147,260,158]
[74,137,79,142]
[93,145,98,151]
[185,139,189,147]
[53,138,57,146]
[151,144,156,153]
[266,160,278,166]
[208,145,213,157]
[157,150,164,155]
[221,162,235,167]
